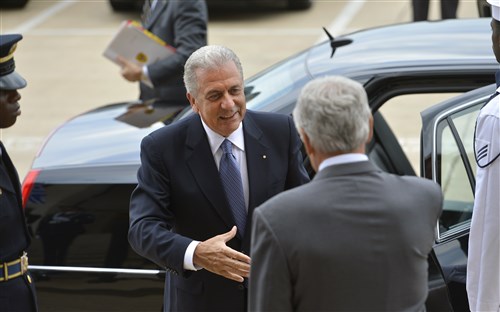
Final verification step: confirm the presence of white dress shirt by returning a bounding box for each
[318,153,369,172]
[183,119,248,270]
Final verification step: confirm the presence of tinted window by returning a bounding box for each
[435,102,484,236]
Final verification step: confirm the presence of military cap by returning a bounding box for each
[0,34,27,90]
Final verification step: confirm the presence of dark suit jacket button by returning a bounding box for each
[237,284,245,290]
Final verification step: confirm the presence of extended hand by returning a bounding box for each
[193,226,251,282]
[116,56,143,82]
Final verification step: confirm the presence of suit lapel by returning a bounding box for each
[241,113,270,247]
[144,0,168,29]
[243,113,269,210]
[184,116,237,230]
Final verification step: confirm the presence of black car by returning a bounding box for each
[23,18,497,311]
[109,0,312,12]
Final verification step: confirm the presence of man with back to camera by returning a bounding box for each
[128,45,310,311]
[0,34,38,312]
[466,1,500,310]
[249,75,443,311]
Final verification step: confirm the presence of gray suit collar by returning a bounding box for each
[144,0,168,29]
[313,160,381,181]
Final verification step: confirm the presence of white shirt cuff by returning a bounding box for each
[183,240,202,271]
[141,65,154,89]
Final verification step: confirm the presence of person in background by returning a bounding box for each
[118,0,207,116]
[128,45,310,311]
[466,0,500,310]
[0,34,38,312]
[249,75,443,312]
[412,0,458,21]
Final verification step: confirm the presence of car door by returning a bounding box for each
[420,83,497,312]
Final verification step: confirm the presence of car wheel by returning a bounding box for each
[287,0,312,10]
[109,0,140,11]
[0,0,28,8]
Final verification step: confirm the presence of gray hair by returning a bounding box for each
[183,45,244,96]
[293,76,371,154]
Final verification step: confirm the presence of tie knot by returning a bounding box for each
[221,139,233,155]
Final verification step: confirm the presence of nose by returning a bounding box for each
[3,90,21,103]
[220,93,236,110]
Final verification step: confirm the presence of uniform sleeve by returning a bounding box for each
[475,102,500,168]
[249,208,293,312]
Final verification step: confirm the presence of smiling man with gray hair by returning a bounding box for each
[249,75,443,311]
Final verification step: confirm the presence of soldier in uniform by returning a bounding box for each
[0,34,38,312]
[467,1,500,310]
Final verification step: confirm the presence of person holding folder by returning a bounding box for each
[118,0,208,115]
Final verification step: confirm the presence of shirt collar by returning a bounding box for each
[318,153,368,172]
[200,117,245,155]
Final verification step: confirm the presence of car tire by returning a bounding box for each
[109,0,140,12]
[287,0,312,10]
[0,0,28,8]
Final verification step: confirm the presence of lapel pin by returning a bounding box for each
[262,155,267,159]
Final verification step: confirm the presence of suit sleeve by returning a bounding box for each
[249,208,293,312]
[285,115,311,188]
[128,134,192,275]
[147,0,207,86]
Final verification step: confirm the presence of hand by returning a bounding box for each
[117,56,143,82]
[193,226,251,282]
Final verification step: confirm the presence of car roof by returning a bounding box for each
[243,18,495,113]
[31,18,497,175]
[309,18,494,78]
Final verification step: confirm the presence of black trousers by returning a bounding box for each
[412,0,459,21]
[0,272,38,312]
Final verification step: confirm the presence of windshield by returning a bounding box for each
[244,51,310,115]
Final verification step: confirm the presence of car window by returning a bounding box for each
[434,102,484,238]
[374,91,488,240]
[378,93,461,175]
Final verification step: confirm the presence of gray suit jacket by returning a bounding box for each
[140,0,207,107]
[249,161,443,312]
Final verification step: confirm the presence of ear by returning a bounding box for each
[366,114,374,143]
[187,93,199,113]
[299,129,313,156]
[300,129,319,172]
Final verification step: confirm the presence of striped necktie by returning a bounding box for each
[219,139,247,236]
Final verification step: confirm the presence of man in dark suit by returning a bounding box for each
[128,45,310,311]
[249,75,443,311]
[0,34,38,312]
[118,0,207,114]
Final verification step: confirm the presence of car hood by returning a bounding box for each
[32,102,164,170]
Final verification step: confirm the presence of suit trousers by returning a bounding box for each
[412,0,458,21]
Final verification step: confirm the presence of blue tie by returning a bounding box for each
[219,139,247,236]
